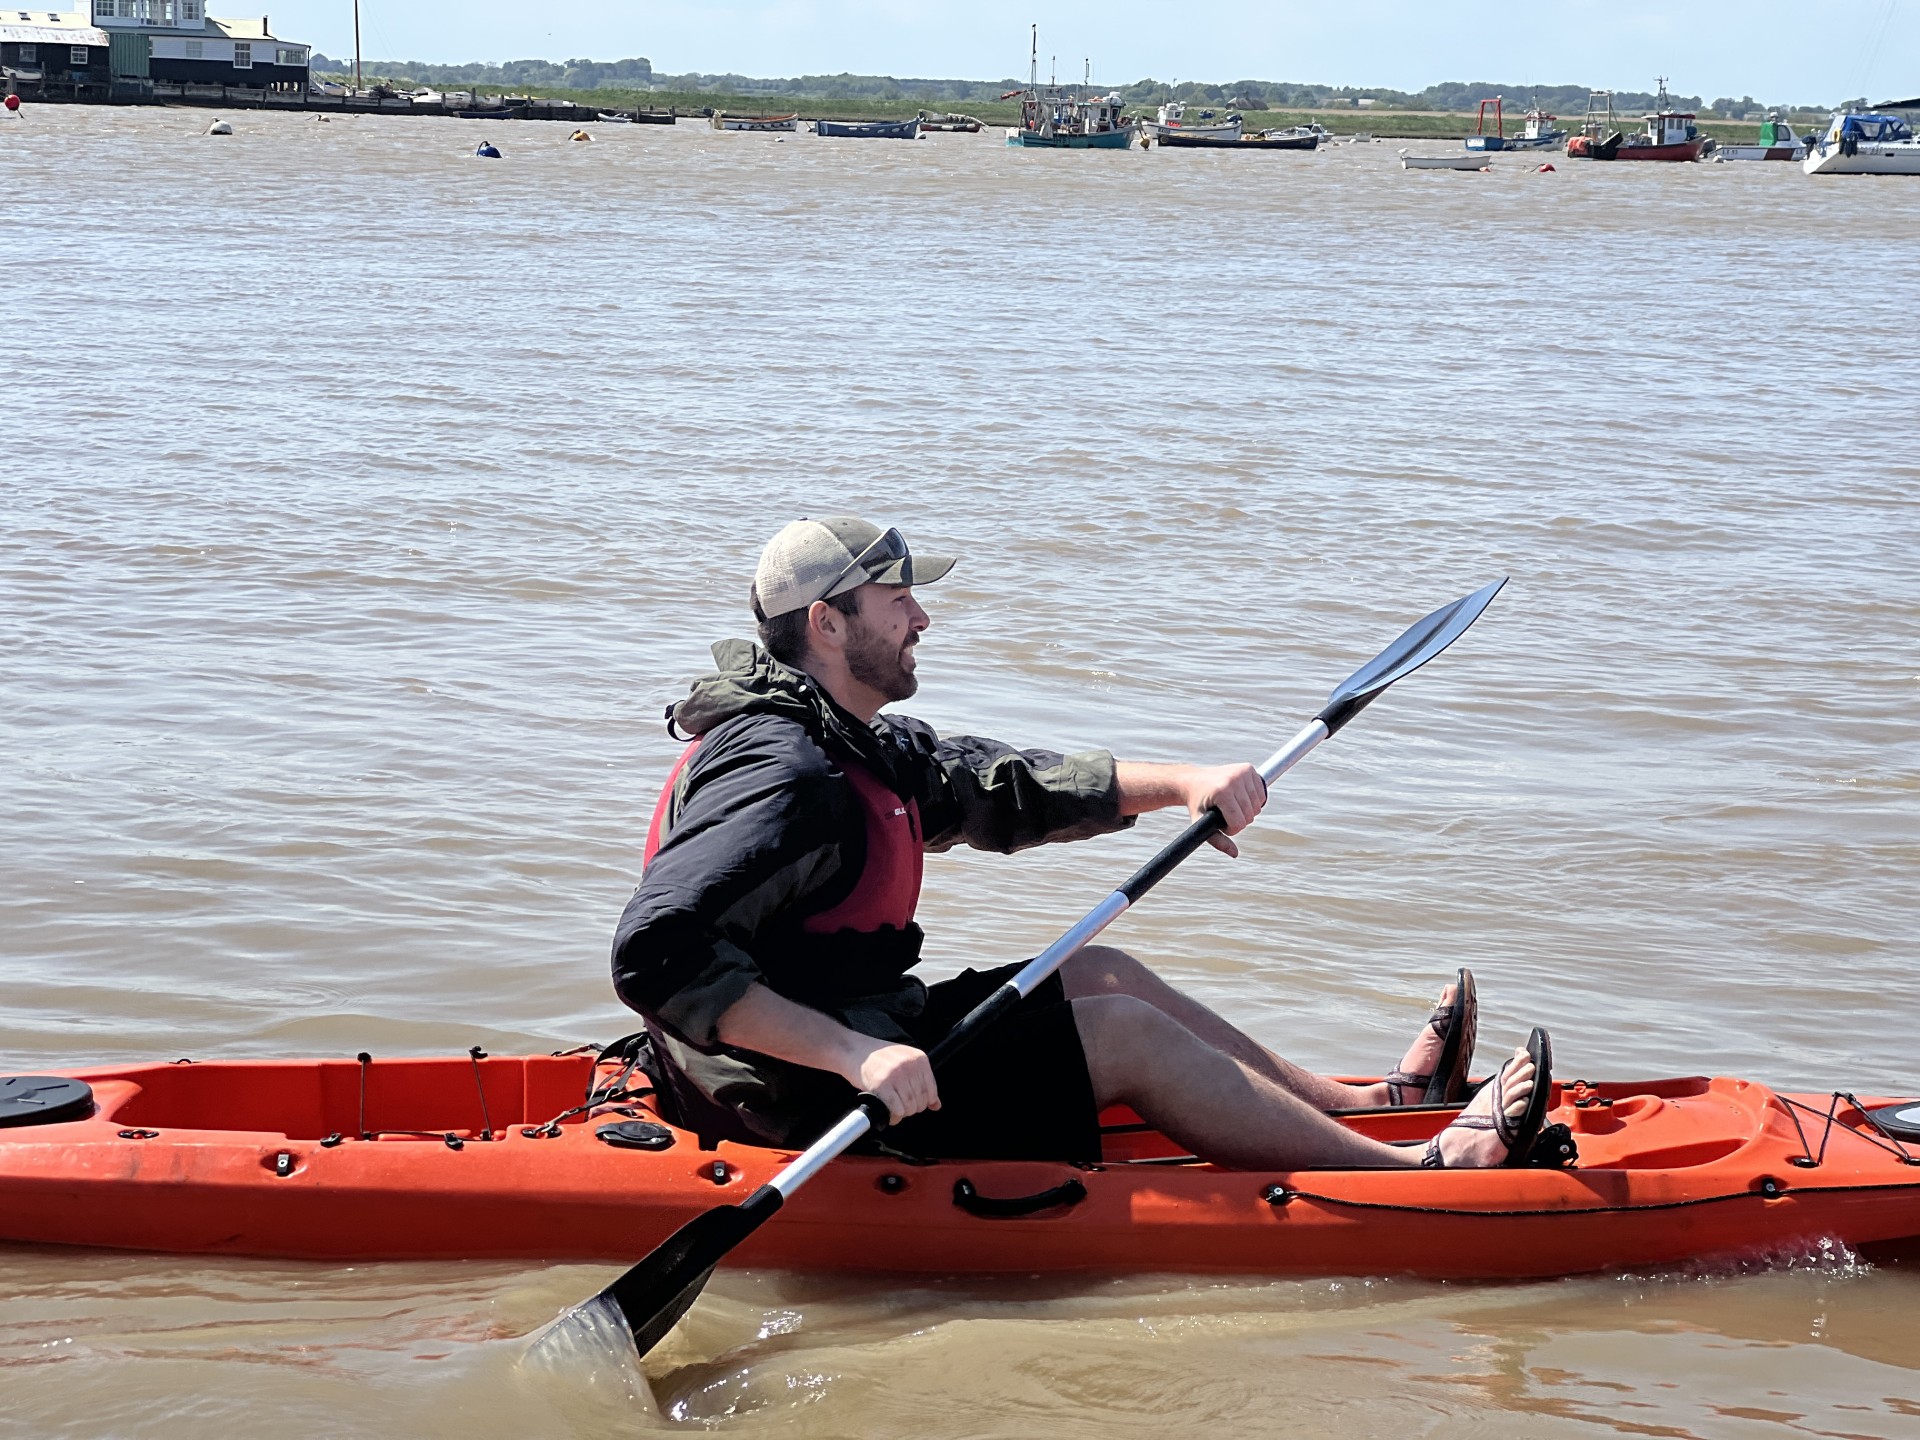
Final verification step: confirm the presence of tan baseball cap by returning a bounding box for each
[752,518,956,620]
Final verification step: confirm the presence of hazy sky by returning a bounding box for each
[275,0,1916,104]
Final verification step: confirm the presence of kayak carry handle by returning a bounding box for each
[951,1176,1088,1219]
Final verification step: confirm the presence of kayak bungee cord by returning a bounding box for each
[529,578,1509,1367]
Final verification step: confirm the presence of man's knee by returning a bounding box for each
[1073,994,1192,1106]
[1061,944,1151,999]
[1071,993,1180,1064]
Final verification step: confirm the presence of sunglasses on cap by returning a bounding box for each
[813,526,912,604]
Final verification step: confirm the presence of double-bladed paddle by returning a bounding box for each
[531,577,1508,1367]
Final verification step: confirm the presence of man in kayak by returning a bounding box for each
[613,518,1553,1171]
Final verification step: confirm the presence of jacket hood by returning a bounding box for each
[668,639,820,737]
[667,639,912,793]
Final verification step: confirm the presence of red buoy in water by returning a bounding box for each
[1536,162,1556,173]
[4,94,20,112]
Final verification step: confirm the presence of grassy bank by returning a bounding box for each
[330,73,1825,141]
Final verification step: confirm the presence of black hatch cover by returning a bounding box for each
[1867,1102,1920,1142]
[0,1076,95,1128]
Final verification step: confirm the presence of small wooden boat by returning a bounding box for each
[1149,127,1319,151]
[710,112,799,133]
[1401,149,1492,170]
[814,117,920,139]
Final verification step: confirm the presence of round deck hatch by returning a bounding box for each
[0,1076,95,1128]
[1866,1102,1920,1142]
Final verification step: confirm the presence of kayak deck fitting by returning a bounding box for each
[2,1050,1918,1276]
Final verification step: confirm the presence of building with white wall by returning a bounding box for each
[86,2,308,89]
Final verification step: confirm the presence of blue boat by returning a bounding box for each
[813,118,920,139]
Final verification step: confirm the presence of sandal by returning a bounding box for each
[1421,1027,1553,1169]
[1384,968,1478,1107]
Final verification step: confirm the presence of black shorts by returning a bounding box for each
[881,960,1101,1163]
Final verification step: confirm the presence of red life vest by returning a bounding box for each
[643,738,923,933]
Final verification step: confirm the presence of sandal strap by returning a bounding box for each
[1384,1068,1433,1107]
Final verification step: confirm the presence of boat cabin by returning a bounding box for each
[1822,112,1915,147]
[1642,109,1700,146]
[1523,108,1560,142]
[1019,86,1129,139]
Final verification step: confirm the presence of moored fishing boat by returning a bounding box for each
[1802,108,1920,175]
[814,117,920,139]
[1712,114,1810,161]
[1566,89,1625,159]
[6,1051,1920,1275]
[1601,79,1709,161]
[1466,96,1566,152]
[1139,100,1243,144]
[710,112,799,133]
[1002,28,1137,150]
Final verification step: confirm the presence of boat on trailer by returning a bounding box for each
[814,117,920,139]
[6,1051,1920,1277]
[1802,108,1920,175]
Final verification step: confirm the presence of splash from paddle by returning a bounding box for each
[529,578,1508,1368]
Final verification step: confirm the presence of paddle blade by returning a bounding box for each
[531,1185,783,1366]
[1317,578,1507,734]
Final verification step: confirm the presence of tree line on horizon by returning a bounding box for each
[307,54,1849,118]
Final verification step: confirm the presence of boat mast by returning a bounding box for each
[1029,24,1036,90]
[353,0,362,91]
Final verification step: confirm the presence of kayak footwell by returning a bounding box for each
[2,1053,1917,1276]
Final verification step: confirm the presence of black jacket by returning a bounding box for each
[612,638,1132,1144]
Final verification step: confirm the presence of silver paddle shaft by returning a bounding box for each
[766,716,1332,1199]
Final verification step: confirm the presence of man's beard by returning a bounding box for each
[845,618,918,702]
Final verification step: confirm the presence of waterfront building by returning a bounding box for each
[0,12,112,98]
[85,2,309,91]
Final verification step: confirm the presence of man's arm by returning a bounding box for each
[715,982,939,1125]
[1114,760,1268,857]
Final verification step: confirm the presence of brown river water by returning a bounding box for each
[3,105,1919,1437]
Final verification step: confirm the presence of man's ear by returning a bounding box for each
[807,599,845,654]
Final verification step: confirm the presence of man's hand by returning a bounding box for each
[1185,762,1268,857]
[1115,760,1272,858]
[845,1039,940,1125]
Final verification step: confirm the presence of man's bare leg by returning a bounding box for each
[1060,945,1398,1110]
[1072,995,1527,1170]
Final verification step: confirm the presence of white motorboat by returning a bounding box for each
[1802,109,1920,175]
[1401,148,1491,170]
[1139,100,1242,143]
[1713,115,1810,161]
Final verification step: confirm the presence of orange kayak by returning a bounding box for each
[3,1051,1919,1275]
